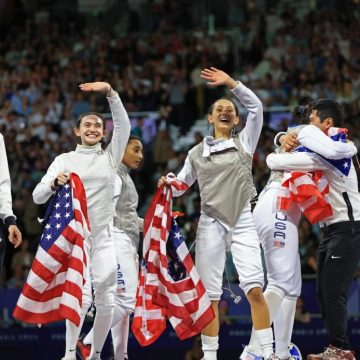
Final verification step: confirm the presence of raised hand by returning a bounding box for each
[200,67,237,88]
[79,82,112,93]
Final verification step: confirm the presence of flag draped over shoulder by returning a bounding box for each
[132,179,215,346]
[13,173,89,326]
[277,127,351,224]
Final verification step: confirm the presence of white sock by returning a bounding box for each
[88,306,114,359]
[111,316,130,360]
[64,307,88,358]
[201,334,218,360]
[255,328,273,359]
[274,296,297,359]
[247,329,263,355]
[248,287,284,353]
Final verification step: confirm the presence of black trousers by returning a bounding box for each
[317,221,360,349]
[0,222,6,275]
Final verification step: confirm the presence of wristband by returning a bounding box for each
[4,216,16,228]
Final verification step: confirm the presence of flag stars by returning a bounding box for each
[55,203,60,209]
[45,234,52,241]
[65,212,71,218]
[64,183,70,189]
[65,202,70,209]
[54,213,61,220]
[64,193,70,199]
[55,223,61,230]
[174,232,182,240]
[343,161,349,168]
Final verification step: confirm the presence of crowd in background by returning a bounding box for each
[1,0,360,291]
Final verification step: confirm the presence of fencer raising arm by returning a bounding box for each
[33,82,131,204]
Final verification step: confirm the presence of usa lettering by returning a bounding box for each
[274,212,287,241]
[117,264,125,287]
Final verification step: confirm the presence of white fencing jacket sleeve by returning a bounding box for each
[233,82,263,156]
[266,152,328,172]
[0,133,16,226]
[297,125,358,159]
[106,92,131,167]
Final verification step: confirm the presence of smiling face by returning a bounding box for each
[74,114,105,146]
[122,139,143,169]
[208,98,239,139]
[309,109,333,133]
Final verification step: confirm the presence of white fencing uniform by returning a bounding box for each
[267,140,360,353]
[253,182,302,296]
[83,162,141,360]
[247,124,358,359]
[171,82,264,299]
[111,163,141,360]
[33,92,131,360]
[170,82,277,360]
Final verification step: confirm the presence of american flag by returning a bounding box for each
[277,170,332,224]
[13,173,89,326]
[295,127,352,177]
[277,128,351,224]
[132,180,215,346]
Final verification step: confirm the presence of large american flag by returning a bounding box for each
[277,127,350,224]
[132,180,215,346]
[13,173,89,326]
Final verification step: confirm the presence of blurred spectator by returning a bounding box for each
[295,297,311,324]
[298,219,319,275]
[184,335,203,360]
[153,121,173,169]
[11,239,34,278]
[6,264,25,289]
[1,0,359,286]
[219,299,232,326]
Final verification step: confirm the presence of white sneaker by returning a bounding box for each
[240,345,264,360]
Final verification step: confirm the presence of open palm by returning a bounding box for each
[200,67,230,86]
[79,82,111,93]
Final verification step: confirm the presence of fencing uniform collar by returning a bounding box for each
[75,143,103,154]
[202,136,236,157]
[118,162,130,174]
